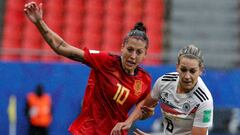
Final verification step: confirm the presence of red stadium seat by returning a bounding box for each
[21,21,43,62]
[85,0,104,13]
[123,16,143,35]
[105,0,124,18]
[1,26,22,61]
[145,0,164,18]
[125,0,144,17]
[84,16,103,33]
[63,26,83,45]
[102,31,122,53]
[41,7,64,62]
[1,0,25,61]
[141,0,164,65]
[105,17,123,34]
[45,0,64,13]
[6,0,25,10]
[82,30,102,50]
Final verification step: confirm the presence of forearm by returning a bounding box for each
[35,20,66,55]
[125,105,143,124]
[34,20,84,61]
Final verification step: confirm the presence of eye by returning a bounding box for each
[127,48,134,52]
[136,50,144,55]
[180,68,187,72]
[189,69,197,74]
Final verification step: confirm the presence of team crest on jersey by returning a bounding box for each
[182,102,191,112]
[134,80,142,96]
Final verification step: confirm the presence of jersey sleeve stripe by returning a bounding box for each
[198,88,209,100]
[163,76,178,79]
[193,88,209,102]
[161,79,177,81]
[161,74,178,81]
[165,73,178,76]
[193,91,204,102]
[196,90,207,101]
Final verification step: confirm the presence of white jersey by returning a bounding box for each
[151,72,213,135]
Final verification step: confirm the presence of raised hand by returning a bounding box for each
[24,1,43,24]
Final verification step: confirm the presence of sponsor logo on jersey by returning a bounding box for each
[203,110,211,123]
[134,80,142,96]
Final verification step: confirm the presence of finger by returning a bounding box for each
[39,3,43,14]
[23,9,29,15]
[116,124,122,135]
[122,124,130,130]
[136,128,144,133]
[133,130,140,135]
[141,106,154,111]
[39,3,43,9]
[25,2,35,11]
[111,124,121,135]
[135,129,150,135]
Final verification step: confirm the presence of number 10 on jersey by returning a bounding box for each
[113,83,130,105]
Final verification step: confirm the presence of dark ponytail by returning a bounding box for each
[124,22,149,48]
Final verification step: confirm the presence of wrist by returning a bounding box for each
[35,19,44,25]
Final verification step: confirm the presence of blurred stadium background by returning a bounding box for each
[0,0,239,135]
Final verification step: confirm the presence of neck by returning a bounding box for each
[121,57,134,75]
[177,84,191,93]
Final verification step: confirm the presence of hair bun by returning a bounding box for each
[133,22,146,33]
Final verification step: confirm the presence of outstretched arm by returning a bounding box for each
[24,2,84,62]
[110,94,158,135]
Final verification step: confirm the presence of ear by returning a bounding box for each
[199,65,204,76]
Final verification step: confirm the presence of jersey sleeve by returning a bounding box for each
[150,76,163,100]
[82,48,110,70]
[193,99,213,128]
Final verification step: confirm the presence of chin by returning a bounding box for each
[185,86,194,91]
[126,65,136,70]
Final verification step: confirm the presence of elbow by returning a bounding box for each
[55,50,62,55]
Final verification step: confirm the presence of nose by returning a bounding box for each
[184,72,191,79]
[130,51,137,59]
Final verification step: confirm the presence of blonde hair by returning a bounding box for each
[177,45,204,67]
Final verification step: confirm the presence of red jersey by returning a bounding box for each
[69,48,151,135]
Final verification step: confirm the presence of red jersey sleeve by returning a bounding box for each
[82,48,110,70]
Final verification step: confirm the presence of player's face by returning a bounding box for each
[121,38,147,75]
[177,57,203,92]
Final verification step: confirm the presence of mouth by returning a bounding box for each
[125,60,136,67]
[182,81,192,86]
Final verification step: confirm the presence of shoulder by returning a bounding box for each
[84,48,112,59]
[193,77,213,104]
[161,72,178,82]
[152,72,178,93]
[154,72,178,85]
[137,67,152,81]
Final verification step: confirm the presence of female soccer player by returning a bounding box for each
[24,2,152,135]
[111,45,214,135]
